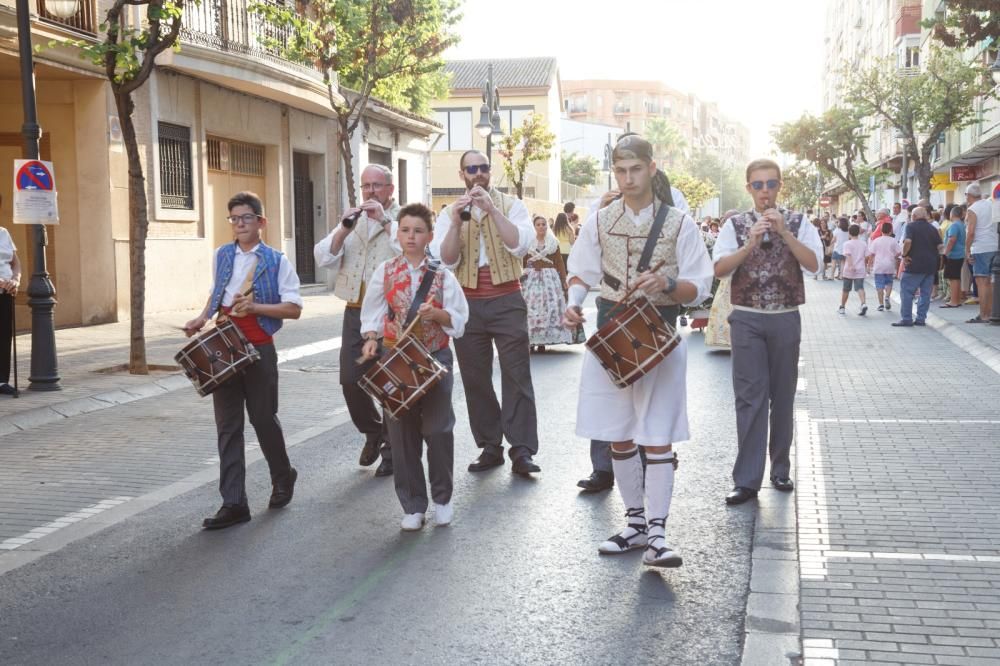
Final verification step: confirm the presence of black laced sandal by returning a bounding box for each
[643,518,683,568]
[598,507,647,554]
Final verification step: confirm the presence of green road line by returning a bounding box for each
[268,533,427,666]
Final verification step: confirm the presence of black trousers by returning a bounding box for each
[212,344,292,507]
[0,293,13,384]
[340,307,389,456]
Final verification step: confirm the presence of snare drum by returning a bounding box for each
[175,319,261,396]
[359,336,448,419]
[586,297,680,388]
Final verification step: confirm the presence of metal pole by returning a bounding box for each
[16,0,61,390]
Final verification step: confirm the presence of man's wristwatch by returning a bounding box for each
[662,276,678,295]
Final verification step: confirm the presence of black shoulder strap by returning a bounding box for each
[637,203,670,273]
[404,260,439,327]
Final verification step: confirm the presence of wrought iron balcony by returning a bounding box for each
[36,0,98,36]
[181,0,300,65]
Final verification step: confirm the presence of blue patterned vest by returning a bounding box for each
[208,242,284,335]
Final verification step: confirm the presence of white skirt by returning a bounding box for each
[575,337,690,446]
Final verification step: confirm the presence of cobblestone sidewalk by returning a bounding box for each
[796,280,1000,665]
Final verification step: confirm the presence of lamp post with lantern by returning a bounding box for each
[474,63,503,163]
[15,0,76,390]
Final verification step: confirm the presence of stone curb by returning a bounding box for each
[0,336,342,438]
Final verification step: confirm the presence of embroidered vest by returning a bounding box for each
[334,200,401,304]
[597,199,684,307]
[381,256,449,353]
[446,189,522,290]
[729,210,805,311]
[209,242,284,336]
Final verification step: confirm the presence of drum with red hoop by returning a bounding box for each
[359,335,448,419]
[175,319,261,397]
[586,297,681,388]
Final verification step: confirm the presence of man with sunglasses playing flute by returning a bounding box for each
[431,150,540,476]
[713,159,823,506]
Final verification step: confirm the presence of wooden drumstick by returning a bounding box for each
[179,286,256,335]
[605,258,669,320]
[354,313,424,365]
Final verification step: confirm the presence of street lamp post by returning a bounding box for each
[474,63,502,163]
[603,133,613,191]
[15,0,68,390]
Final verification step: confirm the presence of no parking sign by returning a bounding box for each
[12,159,59,224]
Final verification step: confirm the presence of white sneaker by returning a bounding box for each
[400,513,425,531]
[859,305,868,316]
[433,502,453,526]
[837,306,846,315]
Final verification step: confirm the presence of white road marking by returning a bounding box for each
[0,497,133,551]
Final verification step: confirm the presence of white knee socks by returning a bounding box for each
[644,450,677,544]
[611,445,646,533]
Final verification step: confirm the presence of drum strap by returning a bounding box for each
[403,261,440,327]
[637,203,670,273]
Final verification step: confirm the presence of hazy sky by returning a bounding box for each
[445,0,828,157]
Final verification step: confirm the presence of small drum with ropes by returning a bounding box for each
[586,296,680,388]
[175,319,260,396]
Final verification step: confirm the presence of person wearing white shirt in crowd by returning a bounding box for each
[964,182,999,324]
[431,150,541,476]
[0,193,21,396]
[360,203,469,531]
[563,134,714,568]
[314,164,400,477]
[184,191,302,530]
[892,200,910,238]
[713,159,823,507]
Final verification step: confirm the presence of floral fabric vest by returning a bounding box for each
[729,210,805,311]
[382,255,449,352]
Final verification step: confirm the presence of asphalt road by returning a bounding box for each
[0,310,753,665]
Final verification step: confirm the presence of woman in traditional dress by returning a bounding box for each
[704,209,739,350]
[523,215,572,351]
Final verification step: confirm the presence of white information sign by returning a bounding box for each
[12,159,59,225]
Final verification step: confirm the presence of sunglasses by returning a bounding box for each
[463,164,491,175]
[749,179,780,191]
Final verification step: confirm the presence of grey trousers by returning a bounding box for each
[386,348,455,514]
[212,344,292,507]
[453,290,539,459]
[340,307,389,456]
[729,309,801,490]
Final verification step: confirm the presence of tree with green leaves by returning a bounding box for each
[496,113,556,200]
[64,0,185,373]
[561,152,599,188]
[843,47,997,201]
[780,163,820,213]
[772,107,876,222]
[253,0,461,206]
[644,117,687,168]
[667,171,717,213]
[923,0,1000,47]
[685,149,750,213]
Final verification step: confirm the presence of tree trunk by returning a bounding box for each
[115,90,149,374]
[917,143,934,202]
[339,121,357,208]
[515,179,523,199]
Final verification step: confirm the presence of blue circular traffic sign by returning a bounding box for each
[16,161,54,191]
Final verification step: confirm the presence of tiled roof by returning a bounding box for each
[445,57,558,91]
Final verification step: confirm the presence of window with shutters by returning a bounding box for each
[158,122,193,209]
[207,136,265,176]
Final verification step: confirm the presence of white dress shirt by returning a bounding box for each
[430,196,533,269]
[713,211,825,278]
[567,202,715,307]
[0,228,16,281]
[211,243,303,308]
[360,257,469,340]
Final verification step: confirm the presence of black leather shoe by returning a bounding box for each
[725,487,758,505]
[374,457,394,477]
[359,438,380,467]
[269,467,298,508]
[468,451,504,472]
[771,477,794,492]
[577,470,614,492]
[202,504,251,530]
[511,455,541,476]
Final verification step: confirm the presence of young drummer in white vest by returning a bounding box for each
[360,203,469,531]
[563,135,713,567]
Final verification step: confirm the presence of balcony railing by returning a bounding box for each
[181,0,300,65]
[36,0,98,36]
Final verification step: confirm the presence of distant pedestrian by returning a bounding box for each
[868,221,900,312]
[523,214,573,351]
[552,211,576,266]
[940,205,966,308]
[892,206,944,328]
[0,193,21,397]
[818,225,833,279]
[892,200,910,237]
[963,183,998,324]
[838,224,869,316]
[563,201,580,234]
[831,217,850,279]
